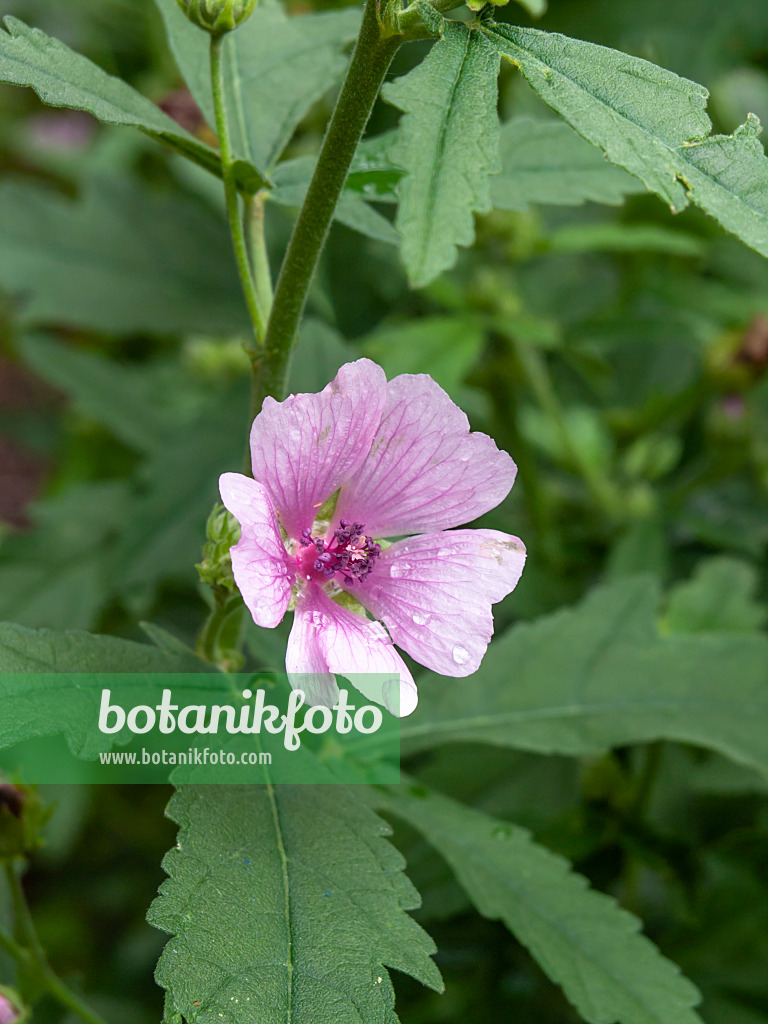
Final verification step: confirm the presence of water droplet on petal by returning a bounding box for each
[310,611,328,628]
[437,547,453,558]
[452,644,470,665]
[390,561,411,578]
[412,611,431,626]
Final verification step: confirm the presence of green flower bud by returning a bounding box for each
[197,504,241,592]
[175,0,257,35]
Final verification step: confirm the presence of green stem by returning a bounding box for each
[0,864,111,1024]
[197,590,245,669]
[258,0,402,404]
[247,192,273,322]
[210,33,266,352]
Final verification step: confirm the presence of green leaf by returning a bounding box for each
[383,20,501,287]
[663,557,768,634]
[483,24,768,258]
[376,783,703,1024]
[113,386,248,593]
[271,157,400,244]
[401,577,768,779]
[154,0,360,172]
[491,116,644,211]
[0,17,259,189]
[0,482,130,631]
[20,335,195,453]
[0,622,194,672]
[148,785,442,1024]
[0,177,245,335]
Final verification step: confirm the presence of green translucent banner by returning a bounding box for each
[0,674,400,784]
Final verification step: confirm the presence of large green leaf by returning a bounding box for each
[0,622,194,672]
[401,577,768,779]
[0,177,245,334]
[0,17,259,188]
[149,785,442,1024]
[154,0,360,173]
[492,116,645,211]
[376,784,703,1024]
[383,19,501,287]
[483,24,768,258]
[20,336,197,454]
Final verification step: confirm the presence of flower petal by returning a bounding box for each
[219,472,293,628]
[352,529,526,677]
[286,584,418,717]
[334,374,516,537]
[250,359,387,539]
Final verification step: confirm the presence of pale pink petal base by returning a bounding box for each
[219,473,293,629]
[250,359,387,539]
[353,529,526,677]
[334,374,517,537]
[286,584,418,717]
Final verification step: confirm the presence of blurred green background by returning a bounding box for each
[1,0,768,1021]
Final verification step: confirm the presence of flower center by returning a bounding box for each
[299,519,381,584]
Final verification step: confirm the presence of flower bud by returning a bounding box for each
[175,0,257,35]
[197,504,241,592]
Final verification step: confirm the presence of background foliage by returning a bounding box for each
[1,0,768,1021]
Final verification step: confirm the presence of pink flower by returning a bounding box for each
[219,359,525,716]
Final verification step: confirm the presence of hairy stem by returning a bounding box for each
[257,0,402,404]
[0,863,111,1024]
[210,33,266,352]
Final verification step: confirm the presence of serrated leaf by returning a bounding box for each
[0,17,261,189]
[376,783,702,1024]
[663,557,768,634]
[148,785,442,1024]
[383,20,501,287]
[0,177,245,335]
[401,577,768,779]
[483,24,768,258]
[154,0,360,172]
[0,622,194,672]
[492,116,643,211]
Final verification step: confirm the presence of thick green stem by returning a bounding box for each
[210,33,267,350]
[0,863,111,1024]
[257,0,402,404]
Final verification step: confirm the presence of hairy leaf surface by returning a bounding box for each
[383,20,500,287]
[149,786,442,1024]
[402,577,768,778]
[483,24,768,257]
[377,784,703,1024]
[154,0,359,172]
